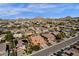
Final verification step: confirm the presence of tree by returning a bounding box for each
[58,22,65,25]
[60,31,66,38]
[69,30,76,37]
[5,31,17,56]
[31,45,40,51]
[11,39,18,56]
[55,31,66,42]
[14,39,18,46]
[25,47,33,55]
[76,17,79,22]
[5,31,14,42]
[5,31,14,56]
[11,48,17,56]
[54,28,57,31]
[27,48,32,54]
[4,31,11,34]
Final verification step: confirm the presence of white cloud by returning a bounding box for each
[0,3,69,18]
[9,4,58,13]
[0,3,79,19]
[0,3,67,18]
[0,3,69,16]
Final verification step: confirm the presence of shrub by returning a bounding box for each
[31,45,40,51]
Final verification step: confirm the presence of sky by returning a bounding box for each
[0,3,79,19]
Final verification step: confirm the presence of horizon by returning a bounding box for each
[0,3,79,19]
[0,16,78,20]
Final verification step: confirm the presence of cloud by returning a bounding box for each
[10,4,58,13]
[0,3,68,16]
[0,3,70,19]
[0,3,79,19]
[0,3,58,17]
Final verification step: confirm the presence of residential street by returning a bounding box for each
[31,35,79,56]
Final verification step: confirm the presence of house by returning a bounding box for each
[25,30,34,36]
[0,35,5,41]
[41,32,56,44]
[30,35,46,46]
[35,27,42,34]
[17,40,24,48]
[53,31,59,35]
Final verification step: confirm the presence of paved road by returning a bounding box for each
[31,35,79,56]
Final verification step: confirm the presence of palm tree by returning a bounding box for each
[11,39,18,56]
[5,31,17,56]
